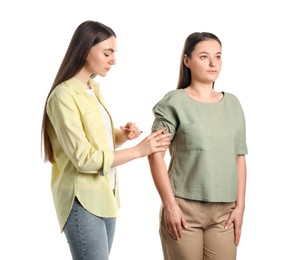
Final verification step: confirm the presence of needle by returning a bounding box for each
[123,127,147,133]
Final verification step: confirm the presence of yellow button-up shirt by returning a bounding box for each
[46,77,120,231]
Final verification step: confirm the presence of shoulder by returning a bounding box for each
[164,89,184,99]
[223,92,245,115]
[155,89,184,105]
[152,90,185,116]
[153,90,182,110]
[223,92,242,104]
[48,78,86,102]
[48,84,72,105]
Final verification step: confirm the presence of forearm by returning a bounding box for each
[111,147,141,167]
[148,152,176,209]
[236,155,247,210]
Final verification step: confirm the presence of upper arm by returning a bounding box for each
[151,101,178,140]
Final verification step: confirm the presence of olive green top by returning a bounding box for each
[151,90,248,202]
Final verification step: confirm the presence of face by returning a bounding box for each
[85,36,117,77]
[184,39,222,84]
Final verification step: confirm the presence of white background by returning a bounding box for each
[1,0,292,259]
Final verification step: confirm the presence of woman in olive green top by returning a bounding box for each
[41,20,170,260]
[148,32,247,260]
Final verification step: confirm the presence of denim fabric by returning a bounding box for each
[64,198,116,260]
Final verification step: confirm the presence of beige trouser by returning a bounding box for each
[160,198,237,260]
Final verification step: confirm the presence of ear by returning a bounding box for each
[183,54,189,68]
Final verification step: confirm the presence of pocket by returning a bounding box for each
[217,202,236,223]
[82,110,104,133]
[182,124,212,151]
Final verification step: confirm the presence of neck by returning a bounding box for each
[184,83,222,103]
[187,83,214,97]
[74,69,92,88]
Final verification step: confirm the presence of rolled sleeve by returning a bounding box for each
[99,150,114,176]
[152,102,178,140]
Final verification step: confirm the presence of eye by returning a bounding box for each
[104,51,112,57]
[215,55,222,60]
[200,55,208,60]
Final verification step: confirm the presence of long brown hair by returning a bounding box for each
[41,20,116,163]
[176,32,221,90]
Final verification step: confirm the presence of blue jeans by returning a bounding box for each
[64,198,116,260]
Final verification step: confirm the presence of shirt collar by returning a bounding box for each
[64,77,100,94]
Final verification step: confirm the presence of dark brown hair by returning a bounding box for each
[177,32,221,89]
[41,20,116,163]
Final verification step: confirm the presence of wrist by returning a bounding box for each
[235,201,245,211]
[163,199,178,212]
[119,132,128,143]
[130,146,142,159]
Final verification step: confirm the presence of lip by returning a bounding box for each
[207,70,217,73]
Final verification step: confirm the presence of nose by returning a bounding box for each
[109,54,116,65]
[209,58,216,67]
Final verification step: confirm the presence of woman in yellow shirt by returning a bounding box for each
[41,20,170,260]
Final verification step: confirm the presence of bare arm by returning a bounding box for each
[225,155,247,246]
[148,151,187,240]
[148,151,176,209]
[236,155,247,211]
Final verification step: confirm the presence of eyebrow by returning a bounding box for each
[199,51,222,55]
[104,48,116,52]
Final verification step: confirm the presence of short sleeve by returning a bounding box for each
[151,99,178,140]
[238,119,248,155]
[236,100,248,155]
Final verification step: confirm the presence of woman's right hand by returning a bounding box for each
[163,203,187,240]
[135,128,171,157]
[112,127,171,167]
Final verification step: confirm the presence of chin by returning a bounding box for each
[97,73,107,77]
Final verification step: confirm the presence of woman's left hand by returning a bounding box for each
[120,122,141,140]
[224,206,244,246]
